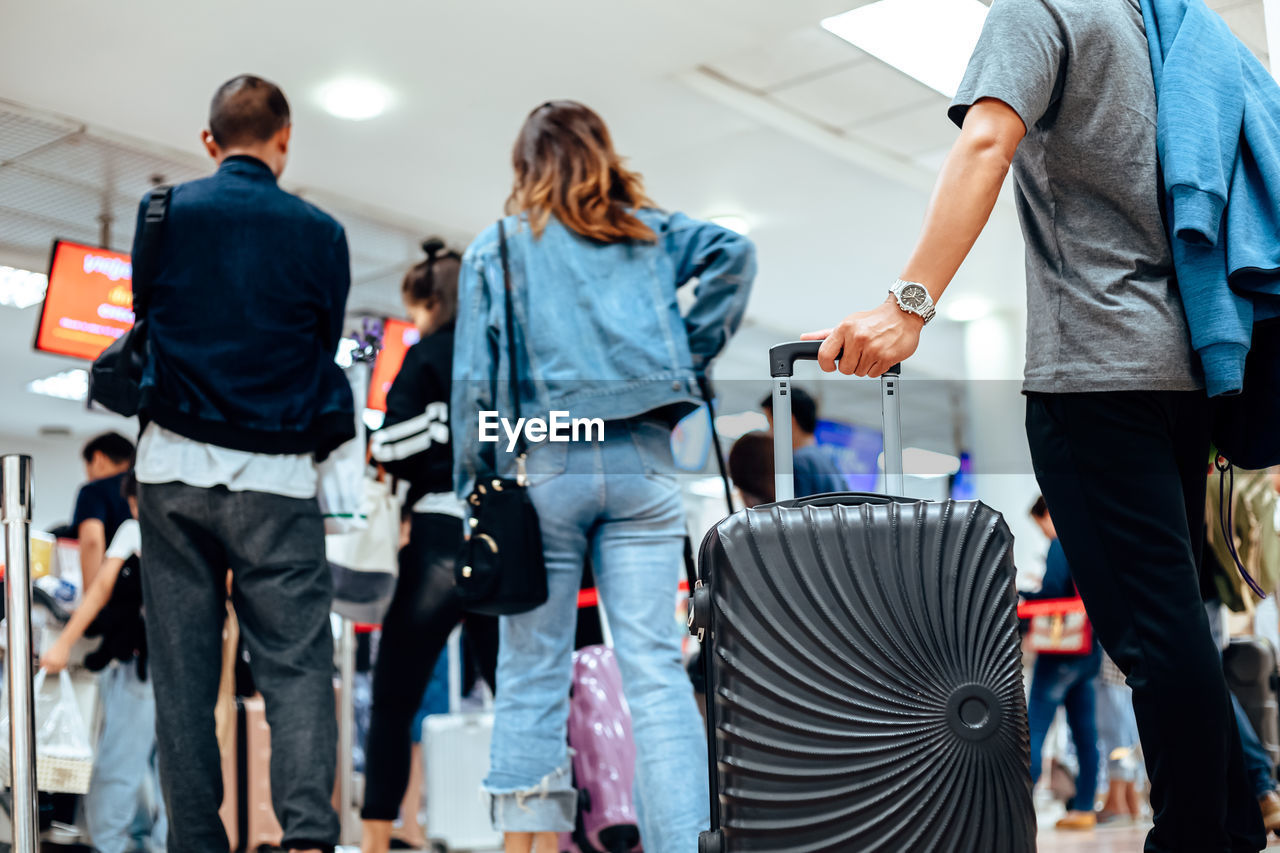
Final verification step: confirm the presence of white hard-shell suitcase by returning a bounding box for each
[424,627,501,852]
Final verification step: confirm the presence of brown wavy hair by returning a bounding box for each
[507,100,656,244]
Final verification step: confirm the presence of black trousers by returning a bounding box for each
[1026,391,1265,853]
[361,512,499,821]
[137,482,338,853]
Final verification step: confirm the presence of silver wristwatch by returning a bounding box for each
[889,278,936,324]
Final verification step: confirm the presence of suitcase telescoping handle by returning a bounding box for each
[768,341,903,502]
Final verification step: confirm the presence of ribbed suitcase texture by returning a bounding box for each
[425,711,503,850]
[693,495,1035,853]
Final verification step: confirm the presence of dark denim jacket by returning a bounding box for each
[139,156,353,456]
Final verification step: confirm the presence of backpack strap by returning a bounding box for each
[131,186,172,320]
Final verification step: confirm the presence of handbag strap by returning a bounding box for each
[132,186,173,321]
[494,220,528,474]
[697,375,735,517]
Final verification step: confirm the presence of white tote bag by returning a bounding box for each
[327,476,401,624]
[0,668,94,794]
[318,360,370,535]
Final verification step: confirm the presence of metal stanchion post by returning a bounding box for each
[337,616,357,847]
[1,455,38,852]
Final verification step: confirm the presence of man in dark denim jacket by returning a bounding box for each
[134,75,351,853]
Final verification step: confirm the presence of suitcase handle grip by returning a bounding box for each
[772,491,914,510]
[769,341,905,501]
[769,340,901,379]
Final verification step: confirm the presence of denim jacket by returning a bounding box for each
[451,209,756,495]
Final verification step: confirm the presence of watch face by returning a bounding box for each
[899,283,929,310]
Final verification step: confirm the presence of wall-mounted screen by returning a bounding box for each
[35,241,134,361]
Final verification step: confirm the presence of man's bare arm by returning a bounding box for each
[804,98,1027,377]
[77,519,106,590]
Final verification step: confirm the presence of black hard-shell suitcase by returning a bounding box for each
[1224,636,1280,772]
[687,342,1035,853]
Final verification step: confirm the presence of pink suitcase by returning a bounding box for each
[559,645,642,853]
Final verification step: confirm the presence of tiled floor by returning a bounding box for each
[1037,824,1280,852]
[1037,825,1150,852]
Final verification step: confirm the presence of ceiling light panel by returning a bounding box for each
[710,215,751,236]
[28,369,88,402]
[0,266,48,309]
[822,0,990,99]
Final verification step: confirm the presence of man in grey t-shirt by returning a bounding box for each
[806,0,1264,849]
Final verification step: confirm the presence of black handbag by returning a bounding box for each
[89,187,171,417]
[455,220,549,616]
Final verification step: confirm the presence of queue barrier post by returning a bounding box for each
[1,455,39,852]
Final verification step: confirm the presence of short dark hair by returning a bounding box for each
[761,385,820,435]
[209,75,291,148]
[82,432,135,465]
[120,470,138,501]
[728,431,775,507]
[1030,495,1049,519]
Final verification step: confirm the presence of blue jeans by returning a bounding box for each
[86,662,167,853]
[1028,648,1102,812]
[484,419,709,852]
[1233,694,1277,799]
[1095,679,1141,783]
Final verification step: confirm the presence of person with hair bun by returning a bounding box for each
[453,100,756,853]
[362,240,500,853]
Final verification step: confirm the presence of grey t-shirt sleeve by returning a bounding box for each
[948,0,1066,131]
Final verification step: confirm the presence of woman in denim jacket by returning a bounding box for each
[452,100,756,853]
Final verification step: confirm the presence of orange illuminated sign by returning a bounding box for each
[34,241,135,361]
[367,318,420,412]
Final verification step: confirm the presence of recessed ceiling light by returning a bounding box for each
[0,266,48,310]
[28,369,88,402]
[942,295,993,323]
[319,78,391,121]
[714,411,770,440]
[710,215,751,236]
[878,446,962,479]
[821,0,989,99]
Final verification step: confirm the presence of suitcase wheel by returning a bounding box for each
[698,830,723,853]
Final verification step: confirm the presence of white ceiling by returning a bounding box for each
[0,0,1271,448]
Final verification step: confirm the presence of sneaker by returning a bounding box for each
[1055,810,1098,831]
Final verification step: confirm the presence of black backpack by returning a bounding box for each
[85,554,148,679]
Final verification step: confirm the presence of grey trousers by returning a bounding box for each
[138,481,339,853]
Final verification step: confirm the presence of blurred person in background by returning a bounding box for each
[727,431,775,508]
[44,472,166,853]
[73,432,135,589]
[1024,497,1101,831]
[801,0,1265,847]
[453,100,755,853]
[760,385,846,496]
[362,240,499,853]
[1094,650,1144,825]
[133,74,352,853]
